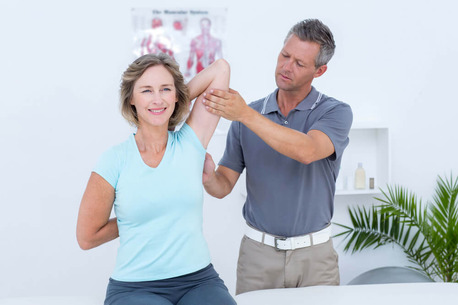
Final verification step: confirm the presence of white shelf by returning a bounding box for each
[335,125,390,196]
[228,124,391,198]
[336,189,382,196]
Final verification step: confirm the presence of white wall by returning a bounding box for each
[1,0,458,300]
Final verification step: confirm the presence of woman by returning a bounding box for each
[76,53,235,305]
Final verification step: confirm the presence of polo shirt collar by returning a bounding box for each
[262,87,321,114]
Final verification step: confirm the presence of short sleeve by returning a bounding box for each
[177,123,206,155]
[219,121,245,173]
[93,147,122,189]
[310,102,353,160]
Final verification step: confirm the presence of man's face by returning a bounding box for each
[275,35,325,93]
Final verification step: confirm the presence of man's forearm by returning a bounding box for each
[204,170,234,199]
[239,108,320,164]
[203,90,331,164]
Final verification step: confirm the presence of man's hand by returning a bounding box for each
[203,88,249,122]
[202,153,216,184]
[202,154,241,199]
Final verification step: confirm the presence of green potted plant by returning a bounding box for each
[334,174,458,282]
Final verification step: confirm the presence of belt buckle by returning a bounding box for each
[274,236,287,251]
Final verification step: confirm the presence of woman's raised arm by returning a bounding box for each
[185,59,230,148]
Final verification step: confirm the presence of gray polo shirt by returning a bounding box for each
[219,87,353,237]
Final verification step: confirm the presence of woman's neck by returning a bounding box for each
[135,125,169,154]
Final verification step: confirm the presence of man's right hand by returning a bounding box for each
[202,154,241,199]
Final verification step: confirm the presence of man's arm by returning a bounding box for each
[202,89,335,164]
[203,153,240,198]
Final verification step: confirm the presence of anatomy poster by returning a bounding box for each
[132,8,227,81]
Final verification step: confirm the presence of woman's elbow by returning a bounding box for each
[214,192,229,200]
[77,239,92,251]
[76,231,96,250]
[214,58,230,75]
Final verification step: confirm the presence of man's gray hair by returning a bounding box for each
[285,19,336,68]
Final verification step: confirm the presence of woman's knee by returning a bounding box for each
[177,284,236,305]
[105,292,173,305]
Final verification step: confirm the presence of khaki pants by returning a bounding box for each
[236,235,340,295]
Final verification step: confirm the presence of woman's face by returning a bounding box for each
[131,65,177,128]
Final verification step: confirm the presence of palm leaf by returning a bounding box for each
[427,174,458,282]
[334,174,458,282]
[334,205,426,266]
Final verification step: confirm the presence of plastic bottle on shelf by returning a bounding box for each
[369,177,375,189]
[354,162,366,189]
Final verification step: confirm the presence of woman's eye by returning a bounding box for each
[162,88,172,92]
[142,89,152,93]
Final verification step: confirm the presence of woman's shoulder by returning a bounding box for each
[171,123,205,153]
[98,134,134,162]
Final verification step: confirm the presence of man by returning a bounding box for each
[202,19,353,294]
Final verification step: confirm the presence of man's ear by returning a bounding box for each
[314,65,328,78]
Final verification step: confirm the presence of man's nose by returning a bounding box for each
[283,58,293,71]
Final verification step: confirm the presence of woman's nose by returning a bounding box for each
[150,91,162,102]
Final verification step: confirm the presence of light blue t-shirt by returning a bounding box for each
[94,123,210,282]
